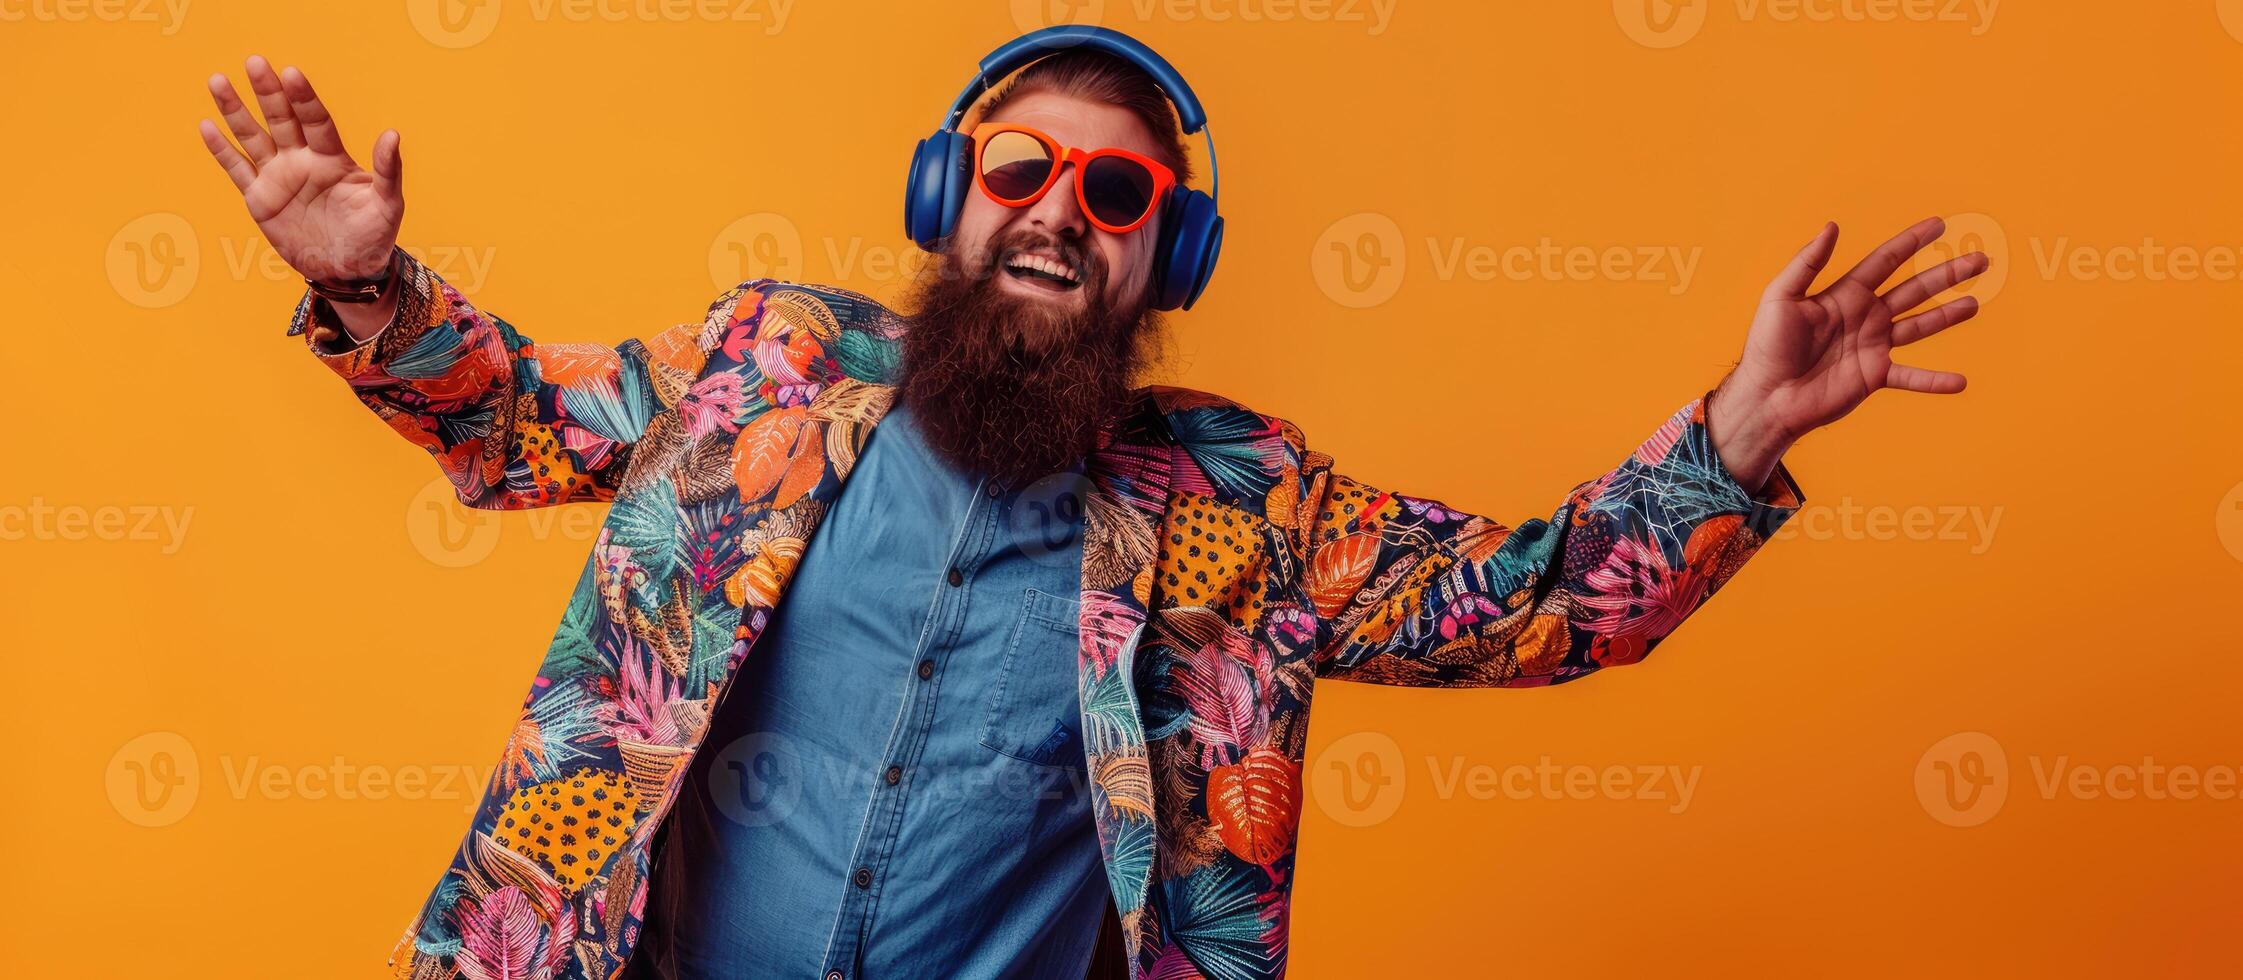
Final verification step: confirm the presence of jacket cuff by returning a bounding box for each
[286,247,440,375]
[1679,393,1804,533]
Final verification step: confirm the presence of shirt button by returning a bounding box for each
[986,482,1003,499]
[853,867,873,888]
[946,566,963,587]
[826,972,844,980]
[884,765,903,785]
[917,659,934,680]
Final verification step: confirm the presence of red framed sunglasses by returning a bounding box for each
[969,122,1177,234]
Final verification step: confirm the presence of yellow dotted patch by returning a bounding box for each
[492,767,638,896]
[515,418,597,504]
[1158,491,1271,631]
[1313,472,1400,546]
[1344,550,1451,649]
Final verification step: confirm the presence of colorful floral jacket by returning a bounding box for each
[290,251,1802,980]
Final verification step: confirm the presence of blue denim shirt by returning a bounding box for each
[635,400,1104,980]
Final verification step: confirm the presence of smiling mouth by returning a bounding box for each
[1001,250,1084,293]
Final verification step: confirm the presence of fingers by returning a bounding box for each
[372,129,404,203]
[1885,362,1968,394]
[1763,221,1839,301]
[281,65,347,157]
[198,119,256,191]
[1839,215,1945,292]
[206,72,275,164]
[1892,295,1979,347]
[1883,251,1988,314]
[245,55,305,150]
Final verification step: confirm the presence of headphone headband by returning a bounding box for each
[941,25,1208,135]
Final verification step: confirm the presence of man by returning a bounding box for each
[196,27,1984,980]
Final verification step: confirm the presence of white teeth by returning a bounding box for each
[1007,253,1080,284]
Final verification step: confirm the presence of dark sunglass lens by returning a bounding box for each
[980,131,1054,201]
[1082,156,1157,227]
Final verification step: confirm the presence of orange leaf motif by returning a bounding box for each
[1208,748,1299,867]
[732,406,806,502]
[1263,467,1299,531]
[1306,533,1381,618]
[727,536,803,609]
[531,342,623,388]
[1513,612,1571,675]
[771,419,827,510]
[1683,513,1745,573]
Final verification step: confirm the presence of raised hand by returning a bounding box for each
[1709,217,1988,491]
[198,56,403,286]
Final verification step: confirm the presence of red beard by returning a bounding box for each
[895,228,1163,488]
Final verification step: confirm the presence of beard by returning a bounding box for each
[895,228,1163,488]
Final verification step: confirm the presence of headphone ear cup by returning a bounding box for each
[1153,187,1221,311]
[904,135,940,247]
[904,130,975,250]
[1189,214,1223,311]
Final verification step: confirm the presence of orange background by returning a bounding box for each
[7,0,2243,976]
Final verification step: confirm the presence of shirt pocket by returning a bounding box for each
[978,588,1085,767]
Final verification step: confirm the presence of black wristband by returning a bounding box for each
[306,248,401,305]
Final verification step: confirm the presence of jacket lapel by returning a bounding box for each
[693,282,903,605]
[1074,396,1176,968]
[630,287,900,836]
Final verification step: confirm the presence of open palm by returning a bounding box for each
[198,56,402,283]
[1732,217,1986,441]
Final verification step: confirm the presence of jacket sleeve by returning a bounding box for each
[1300,395,1803,688]
[288,248,720,510]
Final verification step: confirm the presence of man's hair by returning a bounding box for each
[969,49,1196,186]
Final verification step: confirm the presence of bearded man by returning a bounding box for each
[196,26,1985,980]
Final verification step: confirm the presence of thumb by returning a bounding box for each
[372,129,404,204]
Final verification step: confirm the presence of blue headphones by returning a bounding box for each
[903,26,1223,311]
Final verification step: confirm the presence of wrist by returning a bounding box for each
[1707,375,1794,495]
[327,291,402,346]
[307,246,401,304]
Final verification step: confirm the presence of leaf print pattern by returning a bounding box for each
[287,251,1801,980]
[1207,748,1299,869]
